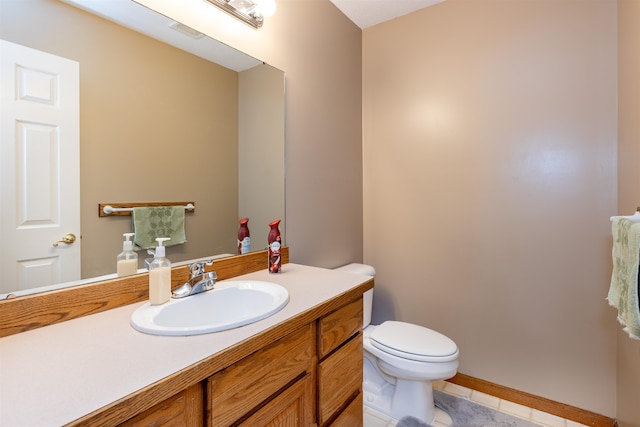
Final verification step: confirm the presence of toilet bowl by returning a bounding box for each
[335,263,459,425]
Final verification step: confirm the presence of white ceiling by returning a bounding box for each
[329,0,446,29]
[64,0,447,71]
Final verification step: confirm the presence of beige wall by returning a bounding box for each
[616,1,640,425]
[1,0,240,277]
[363,0,617,417]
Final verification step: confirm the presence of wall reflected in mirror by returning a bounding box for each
[0,0,285,298]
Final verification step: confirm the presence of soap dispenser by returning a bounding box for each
[117,233,138,277]
[148,237,171,305]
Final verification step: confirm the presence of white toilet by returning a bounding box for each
[335,263,459,425]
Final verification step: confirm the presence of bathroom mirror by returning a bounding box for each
[0,0,285,298]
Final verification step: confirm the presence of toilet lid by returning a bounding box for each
[369,321,458,362]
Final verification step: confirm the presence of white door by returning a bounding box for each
[0,39,80,295]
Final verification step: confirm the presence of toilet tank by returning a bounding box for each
[334,263,375,328]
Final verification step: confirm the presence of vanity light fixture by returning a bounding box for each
[203,0,276,29]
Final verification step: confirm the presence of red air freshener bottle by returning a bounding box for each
[268,219,281,273]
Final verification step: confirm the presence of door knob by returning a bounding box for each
[53,233,77,247]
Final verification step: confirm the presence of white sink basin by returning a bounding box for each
[130,280,289,336]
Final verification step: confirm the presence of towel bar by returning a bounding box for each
[610,208,640,222]
[99,202,195,217]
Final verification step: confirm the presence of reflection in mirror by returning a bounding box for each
[0,0,284,298]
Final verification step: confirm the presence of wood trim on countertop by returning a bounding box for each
[448,373,616,427]
[0,247,288,338]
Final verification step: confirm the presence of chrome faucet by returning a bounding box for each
[171,260,217,299]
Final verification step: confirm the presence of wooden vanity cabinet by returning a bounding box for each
[115,298,364,427]
[317,298,364,426]
[111,294,367,427]
[2,256,374,427]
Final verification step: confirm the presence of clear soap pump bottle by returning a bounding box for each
[148,237,171,305]
[117,233,138,277]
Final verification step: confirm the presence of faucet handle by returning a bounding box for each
[188,260,214,278]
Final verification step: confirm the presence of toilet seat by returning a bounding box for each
[369,321,458,363]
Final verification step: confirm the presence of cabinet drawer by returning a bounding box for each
[207,325,313,426]
[329,392,363,427]
[318,298,362,359]
[317,333,363,426]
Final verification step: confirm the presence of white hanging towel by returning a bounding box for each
[608,217,640,339]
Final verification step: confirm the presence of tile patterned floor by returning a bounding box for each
[363,381,592,427]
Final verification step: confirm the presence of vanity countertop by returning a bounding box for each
[0,263,372,426]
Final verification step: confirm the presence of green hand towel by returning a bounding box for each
[132,206,187,250]
[608,218,640,340]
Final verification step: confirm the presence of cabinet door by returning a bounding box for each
[317,298,362,359]
[119,383,203,427]
[238,373,313,427]
[207,325,313,426]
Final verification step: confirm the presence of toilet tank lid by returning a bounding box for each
[334,263,376,277]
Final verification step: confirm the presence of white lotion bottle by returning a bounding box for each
[148,237,171,305]
[117,233,138,277]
